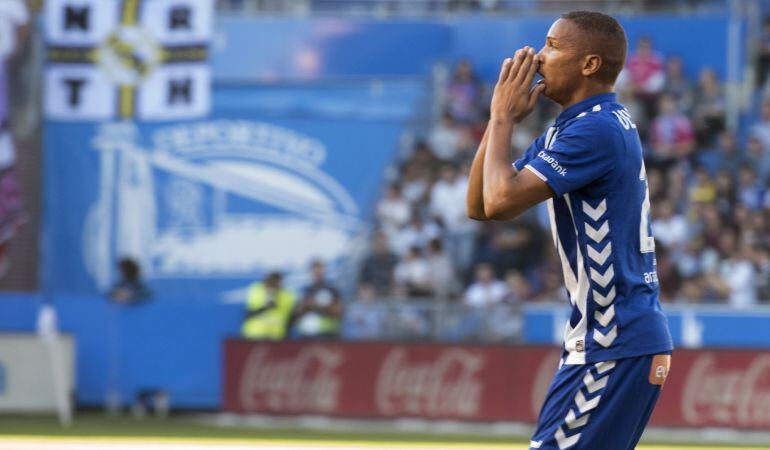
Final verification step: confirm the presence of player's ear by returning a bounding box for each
[582,54,602,77]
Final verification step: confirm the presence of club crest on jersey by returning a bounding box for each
[537,151,567,176]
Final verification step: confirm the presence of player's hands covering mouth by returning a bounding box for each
[490,46,545,124]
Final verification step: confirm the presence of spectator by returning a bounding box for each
[687,166,717,205]
[464,262,507,308]
[717,235,758,308]
[425,238,457,299]
[376,183,411,237]
[502,269,533,303]
[758,16,770,90]
[650,94,695,165]
[691,68,726,147]
[429,164,477,271]
[746,135,770,184]
[242,272,295,340]
[391,215,441,256]
[697,130,741,176]
[400,160,431,205]
[626,36,665,119]
[446,59,481,123]
[429,111,468,161]
[652,199,689,250]
[344,284,384,340]
[662,56,693,112]
[750,99,770,153]
[108,258,150,304]
[393,246,432,298]
[737,166,764,211]
[713,169,737,216]
[292,260,343,339]
[360,231,399,296]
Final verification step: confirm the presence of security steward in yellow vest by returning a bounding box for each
[242,272,295,340]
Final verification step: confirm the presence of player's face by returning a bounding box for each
[537,19,584,104]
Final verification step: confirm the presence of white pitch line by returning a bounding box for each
[0,441,518,450]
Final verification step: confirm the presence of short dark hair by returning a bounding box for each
[562,11,627,85]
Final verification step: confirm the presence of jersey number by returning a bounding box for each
[639,162,655,253]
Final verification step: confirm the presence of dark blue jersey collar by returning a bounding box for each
[555,92,616,126]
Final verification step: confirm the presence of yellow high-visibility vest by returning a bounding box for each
[241,282,295,340]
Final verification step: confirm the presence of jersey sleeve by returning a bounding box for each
[513,135,544,172]
[524,117,617,198]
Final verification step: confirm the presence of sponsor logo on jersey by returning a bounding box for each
[537,151,567,176]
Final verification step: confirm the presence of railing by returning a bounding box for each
[340,299,770,348]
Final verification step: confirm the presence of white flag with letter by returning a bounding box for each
[44,0,213,121]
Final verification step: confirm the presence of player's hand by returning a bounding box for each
[490,47,545,124]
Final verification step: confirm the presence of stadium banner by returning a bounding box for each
[44,0,214,121]
[42,81,414,298]
[224,341,770,429]
[223,340,560,421]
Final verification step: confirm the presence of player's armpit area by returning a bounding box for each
[483,166,554,220]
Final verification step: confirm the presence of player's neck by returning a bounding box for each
[560,85,614,110]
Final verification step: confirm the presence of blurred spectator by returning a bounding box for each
[360,231,398,296]
[717,235,758,308]
[502,269,533,303]
[425,238,457,299]
[652,199,688,250]
[394,246,432,298]
[446,59,481,123]
[478,219,545,276]
[691,68,726,147]
[626,36,665,119]
[429,111,469,161]
[736,166,764,211]
[108,258,150,304]
[662,56,693,112]
[242,272,295,340]
[343,284,384,340]
[429,164,477,271]
[292,260,343,339]
[376,183,411,237]
[687,167,717,205]
[650,94,695,165]
[400,160,431,205]
[746,135,770,183]
[464,262,506,308]
[391,215,441,255]
[751,100,770,153]
[758,16,770,90]
[697,130,741,176]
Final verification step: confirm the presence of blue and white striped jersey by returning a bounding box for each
[515,93,673,364]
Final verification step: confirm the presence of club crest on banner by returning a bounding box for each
[83,120,363,290]
[44,0,213,121]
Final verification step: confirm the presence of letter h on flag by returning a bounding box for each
[44,0,213,121]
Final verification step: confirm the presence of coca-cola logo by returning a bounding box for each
[239,345,343,413]
[375,347,484,418]
[682,353,770,427]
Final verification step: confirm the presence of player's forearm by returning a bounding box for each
[466,125,491,220]
[483,118,519,218]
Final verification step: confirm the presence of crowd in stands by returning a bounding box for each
[359,34,770,311]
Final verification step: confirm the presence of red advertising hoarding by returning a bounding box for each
[223,340,770,429]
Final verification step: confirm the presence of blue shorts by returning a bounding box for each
[529,353,671,450]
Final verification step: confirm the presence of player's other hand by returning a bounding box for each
[490,47,545,124]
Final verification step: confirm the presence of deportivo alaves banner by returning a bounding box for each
[42,0,411,298]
